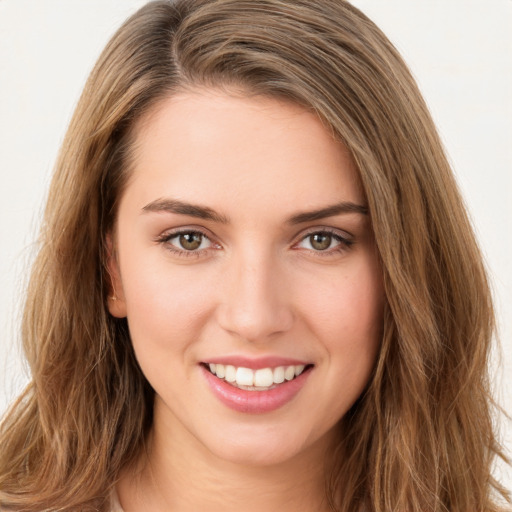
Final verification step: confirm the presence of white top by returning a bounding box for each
[111,489,125,512]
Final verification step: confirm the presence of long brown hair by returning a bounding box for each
[0,1,509,510]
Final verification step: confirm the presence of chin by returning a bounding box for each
[204,423,333,468]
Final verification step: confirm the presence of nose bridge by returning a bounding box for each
[217,243,293,342]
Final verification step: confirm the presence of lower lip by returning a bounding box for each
[201,365,312,414]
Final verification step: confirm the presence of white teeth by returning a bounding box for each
[225,365,236,383]
[273,366,285,384]
[284,365,295,381]
[207,362,309,389]
[216,364,226,379]
[236,367,254,387]
[254,368,274,387]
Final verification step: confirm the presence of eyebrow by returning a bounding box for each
[287,201,368,224]
[141,198,368,224]
[142,198,229,223]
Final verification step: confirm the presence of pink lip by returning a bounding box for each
[203,355,310,370]
[200,364,313,414]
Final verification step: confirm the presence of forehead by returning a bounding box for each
[123,89,364,218]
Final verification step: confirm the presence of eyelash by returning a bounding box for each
[155,229,217,259]
[155,227,354,259]
[295,228,354,256]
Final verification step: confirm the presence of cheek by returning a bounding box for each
[300,255,383,392]
[298,257,384,345]
[119,251,215,349]
[280,257,384,436]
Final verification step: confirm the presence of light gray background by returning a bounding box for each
[1,0,510,491]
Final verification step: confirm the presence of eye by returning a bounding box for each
[177,232,209,251]
[295,230,352,253]
[304,233,335,251]
[160,230,213,252]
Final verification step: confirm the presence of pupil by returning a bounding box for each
[180,233,202,250]
[311,233,331,251]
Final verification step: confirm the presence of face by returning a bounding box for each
[108,89,384,467]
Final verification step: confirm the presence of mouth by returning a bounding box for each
[201,362,314,391]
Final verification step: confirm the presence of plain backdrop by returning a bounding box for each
[1,0,511,491]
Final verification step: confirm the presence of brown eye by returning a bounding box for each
[158,229,215,256]
[309,233,332,251]
[179,232,204,250]
[296,230,351,254]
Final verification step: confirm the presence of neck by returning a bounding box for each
[117,403,335,512]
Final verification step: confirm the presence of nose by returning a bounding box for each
[216,248,294,343]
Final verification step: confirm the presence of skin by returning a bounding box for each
[108,89,384,511]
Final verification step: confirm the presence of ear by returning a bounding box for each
[105,233,128,318]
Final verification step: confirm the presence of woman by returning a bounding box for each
[0,1,509,511]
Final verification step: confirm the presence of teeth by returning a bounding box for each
[294,364,305,376]
[225,365,236,383]
[273,366,285,384]
[284,366,295,381]
[254,368,273,387]
[207,363,308,389]
[236,367,254,386]
[216,364,226,379]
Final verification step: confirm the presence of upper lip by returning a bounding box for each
[202,355,312,370]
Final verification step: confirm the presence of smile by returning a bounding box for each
[200,361,314,413]
[205,363,309,391]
